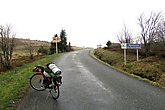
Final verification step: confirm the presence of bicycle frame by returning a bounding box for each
[33,65,62,86]
[30,65,62,99]
[33,65,44,74]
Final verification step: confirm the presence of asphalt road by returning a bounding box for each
[17,49,165,110]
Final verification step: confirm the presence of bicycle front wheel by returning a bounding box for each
[30,74,46,91]
[50,84,60,100]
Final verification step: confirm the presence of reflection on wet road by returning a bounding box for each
[18,49,165,110]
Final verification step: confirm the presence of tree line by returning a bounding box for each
[49,29,72,54]
[107,11,165,57]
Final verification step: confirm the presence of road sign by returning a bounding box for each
[52,37,60,43]
[121,43,141,49]
[127,44,141,49]
[52,36,61,54]
[121,43,141,65]
[121,43,127,49]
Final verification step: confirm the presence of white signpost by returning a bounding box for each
[121,43,141,65]
[52,35,61,54]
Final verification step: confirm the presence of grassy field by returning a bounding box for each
[93,48,165,89]
[0,53,61,110]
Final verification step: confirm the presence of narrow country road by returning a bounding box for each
[17,49,165,110]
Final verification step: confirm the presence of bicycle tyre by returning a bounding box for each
[50,84,60,100]
[30,74,46,91]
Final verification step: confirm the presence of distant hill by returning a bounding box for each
[14,38,84,52]
[14,38,50,50]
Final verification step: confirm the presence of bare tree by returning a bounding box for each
[24,39,35,59]
[0,24,15,68]
[156,21,165,44]
[138,11,163,55]
[117,24,133,43]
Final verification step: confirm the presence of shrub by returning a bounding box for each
[158,74,165,86]
[126,62,162,81]
[38,46,48,55]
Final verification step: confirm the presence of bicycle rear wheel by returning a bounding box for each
[30,74,46,91]
[50,84,60,100]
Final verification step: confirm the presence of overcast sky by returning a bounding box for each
[0,0,164,48]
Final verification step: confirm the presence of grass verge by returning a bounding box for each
[0,53,62,110]
[89,49,165,89]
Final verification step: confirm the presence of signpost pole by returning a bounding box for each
[56,37,58,54]
[121,43,141,65]
[124,49,126,65]
[52,34,60,54]
[137,49,139,61]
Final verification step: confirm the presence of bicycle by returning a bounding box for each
[29,65,62,100]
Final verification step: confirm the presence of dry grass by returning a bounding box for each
[94,48,165,87]
[0,53,61,110]
[0,38,50,73]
